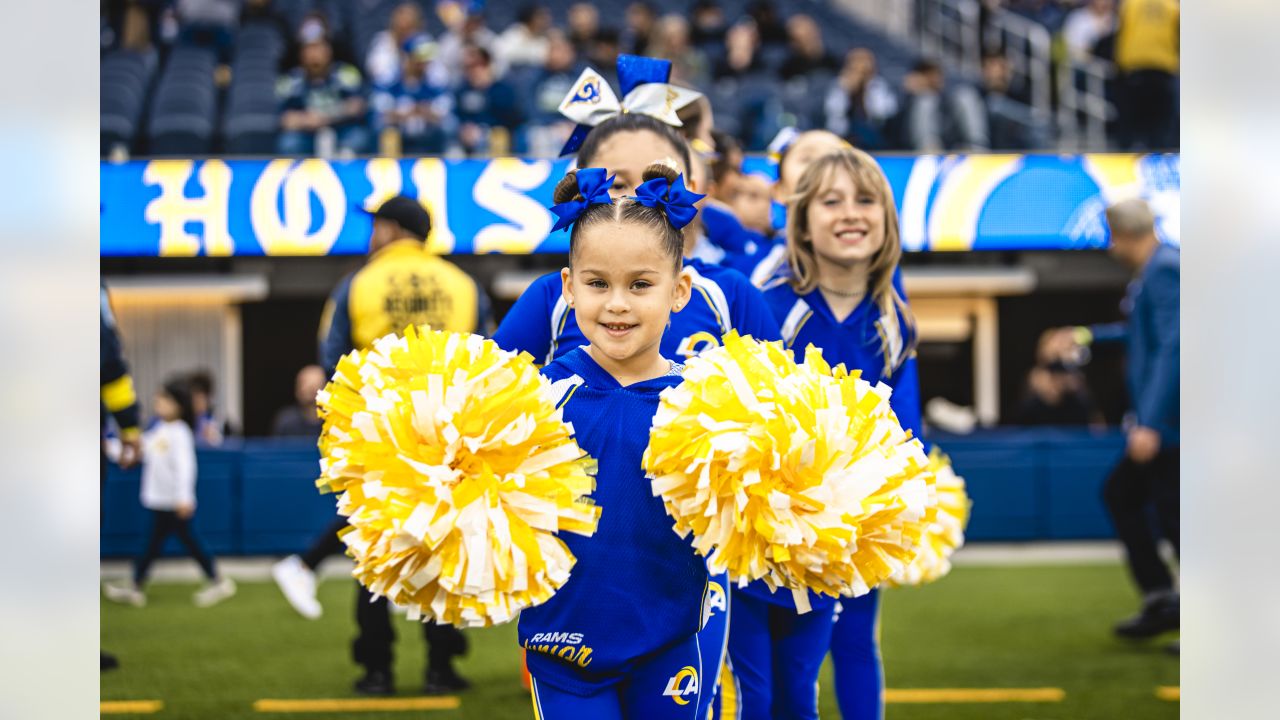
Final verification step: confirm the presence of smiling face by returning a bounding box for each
[561,219,691,378]
[805,165,886,270]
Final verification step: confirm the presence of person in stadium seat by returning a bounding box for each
[269,365,326,439]
[277,27,370,157]
[365,1,426,89]
[778,14,841,81]
[452,45,525,156]
[370,34,453,154]
[1060,197,1180,645]
[493,3,553,70]
[273,195,490,696]
[823,48,899,151]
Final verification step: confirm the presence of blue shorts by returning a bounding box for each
[726,587,837,720]
[529,634,704,720]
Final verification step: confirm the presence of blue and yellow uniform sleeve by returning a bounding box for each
[493,273,560,360]
[726,271,783,343]
[319,272,355,377]
[100,287,140,438]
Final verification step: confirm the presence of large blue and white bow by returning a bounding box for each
[557,54,703,156]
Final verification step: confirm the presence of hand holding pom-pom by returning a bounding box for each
[643,333,936,611]
[316,326,600,627]
[887,447,971,588]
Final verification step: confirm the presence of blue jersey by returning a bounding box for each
[741,270,922,610]
[518,348,709,695]
[493,257,782,364]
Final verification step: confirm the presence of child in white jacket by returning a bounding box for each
[104,379,235,608]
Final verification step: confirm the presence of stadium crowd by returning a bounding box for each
[100,0,1179,159]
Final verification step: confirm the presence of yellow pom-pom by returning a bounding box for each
[316,326,601,628]
[642,333,936,610]
[887,447,972,587]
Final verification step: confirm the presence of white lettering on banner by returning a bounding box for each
[250,159,346,255]
[472,158,554,254]
[363,157,404,212]
[410,158,456,254]
[143,160,234,256]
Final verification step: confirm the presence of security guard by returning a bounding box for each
[278,195,490,695]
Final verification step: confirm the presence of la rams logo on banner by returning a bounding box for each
[663,666,700,705]
[569,76,601,105]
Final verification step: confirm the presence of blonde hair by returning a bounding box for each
[784,147,917,377]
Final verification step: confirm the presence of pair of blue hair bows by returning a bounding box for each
[549,167,705,234]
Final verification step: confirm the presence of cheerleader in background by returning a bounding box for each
[749,147,922,720]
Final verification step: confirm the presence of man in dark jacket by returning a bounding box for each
[1067,197,1180,642]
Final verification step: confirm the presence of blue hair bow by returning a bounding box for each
[629,173,706,230]
[549,167,615,233]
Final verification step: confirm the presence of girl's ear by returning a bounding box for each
[673,266,693,312]
[560,267,575,309]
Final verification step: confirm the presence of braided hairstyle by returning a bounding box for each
[553,162,686,269]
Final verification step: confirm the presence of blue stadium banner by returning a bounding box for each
[100,153,1179,257]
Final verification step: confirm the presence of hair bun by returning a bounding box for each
[641,160,680,186]
[552,170,585,204]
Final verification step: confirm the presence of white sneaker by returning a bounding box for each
[103,580,146,607]
[193,577,237,608]
[272,555,322,619]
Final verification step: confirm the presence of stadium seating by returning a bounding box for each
[101,50,157,156]
[147,46,220,155]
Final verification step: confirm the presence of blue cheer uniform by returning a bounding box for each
[519,348,708,719]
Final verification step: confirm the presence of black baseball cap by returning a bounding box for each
[358,195,432,240]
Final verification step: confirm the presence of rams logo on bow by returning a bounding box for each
[569,77,602,105]
[663,666,699,705]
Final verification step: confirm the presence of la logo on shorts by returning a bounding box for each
[663,666,699,705]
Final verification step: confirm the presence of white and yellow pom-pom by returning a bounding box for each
[316,326,600,628]
[642,333,936,611]
[888,447,972,587]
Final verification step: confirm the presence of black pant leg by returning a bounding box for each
[424,621,468,670]
[301,517,350,571]
[134,510,177,587]
[1152,446,1180,557]
[171,515,219,580]
[353,583,394,672]
[1102,455,1174,594]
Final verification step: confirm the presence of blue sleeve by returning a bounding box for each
[319,274,355,376]
[1136,263,1179,433]
[889,353,924,443]
[493,274,557,359]
[1089,321,1128,345]
[727,272,782,343]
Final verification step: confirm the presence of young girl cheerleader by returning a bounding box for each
[104,379,237,608]
[743,147,922,720]
[497,67,780,720]
[519,163,708,718]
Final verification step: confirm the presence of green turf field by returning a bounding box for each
[101,562,1178,719]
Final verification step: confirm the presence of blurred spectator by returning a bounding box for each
[746,0,787,46]
[980,51,1044,149]
[566,2,600,58]
[1114,0,1179,150]
[823,48,898,150]
[494,3,553,69]
[1062,0,1115,61]
[650,15,710,89]
[1061,197,1180,642]
[778,14,840,81]
[622,1,658,56]
[186,369,232,445]
[365,2,425,89]
[525,30,581,156]
[438,7,499,86]
[713,21,765,81]
[103,378,237,610]
[707,128,744,205]
[271,365,326,438]
[371,35,453,153]
[732,172,775,237]
[1014,329,1099,426]
[174,0,238,58]
[453,45,525,156]
[277,30,370,157]
[890,59,988,151]
[590,28,623,86]
[690,0,728,52]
